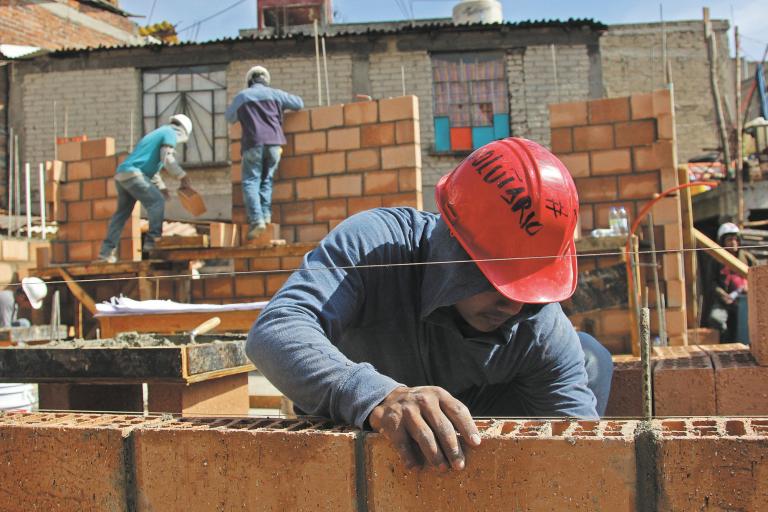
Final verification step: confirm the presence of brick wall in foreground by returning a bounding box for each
[230,96,422,244]
[1,412,766,511]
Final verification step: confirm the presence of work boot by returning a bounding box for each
[247,222,267,240]
[95,250,117,264]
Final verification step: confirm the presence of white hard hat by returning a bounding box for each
[21,277,47,310]
[246,65,270,86]
[717,222,740,242]
[169,114,193,137]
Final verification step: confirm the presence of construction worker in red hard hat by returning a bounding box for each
[704,222,759,341]
[247,138,613,472]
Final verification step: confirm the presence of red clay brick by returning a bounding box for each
[381,191,421,209]
[90,155,117,178]
[361,123,395,148]
[283,110,311,134]
[278,156,312,179]
[632,145,659,172]
[589,97,630,124]
[234,274,266,297]
[550,127,573,153]
[364,171,398,195]
[657,113,674,140]
[68,241,94,260]
[67,160,92,181]
[653,88,673,116]
[60,181,81,202]
[312,152,346,176]
[558,152,590,177]
[615,120,656,148]
[281,202,314,224]
[708,349,768,415]
[381,144,420,170]
[346,149,380,172]
[379,95,419,122]
[348,196,383,215]
[573,125,614,151]
[295,177,328,200]
[106,179,117,198]
[366,419,637,511]
[344,100,378,126]
[579,204,595,231]
[329,175,362,197]
[549,101,588,128]
[618,172,660,199]
[247,257,281,271]
[92,198,117,220]
[395,119,420,144]
[748,265,768,365]
[81,178,107,200]
[272,181,294,202]
[81,138,115,159]
[57,140,82,162]
[653,353,716,416]
[591,148,631,175]
[655,418,768,511]
[650,196,681,225]
[67,200,91,221]
[397,168,420,192]
[229,141,241,162]
[228,121,242,140]
[574,176,617,202]
[314,198,347,221]
[327,127,361,151]
[294,132,327,155]
[311,104,344,130]
[297,224,329,243]
[204,277,234,299]
[231,162,242,183]
[283,134,294,157]
[663,222,683,251]
[133,419,357,512]
[266,273,290,294]
[630,92,654,120]
[606,356,643,416]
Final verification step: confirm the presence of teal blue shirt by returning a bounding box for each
[117,125,177,177]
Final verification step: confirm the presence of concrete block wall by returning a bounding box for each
[3,412,767,511]
[229,97,422,244]
[552,88,688,351]
[49,138,141,263]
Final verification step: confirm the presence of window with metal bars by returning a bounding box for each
[142,65,228,165]
[431,53,510,153]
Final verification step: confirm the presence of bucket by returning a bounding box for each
[0,383,37,412]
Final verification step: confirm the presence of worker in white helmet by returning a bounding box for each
[705,222,759,341]
[0,277,48,327]
[226,65,304,240]
[97,114,195,262]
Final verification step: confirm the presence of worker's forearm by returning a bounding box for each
[160,146,187,179]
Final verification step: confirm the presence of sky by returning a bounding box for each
[119,0,767,61]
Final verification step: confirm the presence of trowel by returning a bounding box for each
[188,317,222,344]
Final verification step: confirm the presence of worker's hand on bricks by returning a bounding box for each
[368,385,481,472]
[161,189,171,201]
[179,176,192,190]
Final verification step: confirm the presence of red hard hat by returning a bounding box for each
[435,137,579,304]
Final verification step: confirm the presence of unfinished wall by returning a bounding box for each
[601,20,734,163]
[49,138,141,263]
[2,412,767,511]
[552,88,687,351]
[230,96,422,244]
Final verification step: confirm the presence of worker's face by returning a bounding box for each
[15,291,30,310]
[454,290,525,332]
[723,234,739,254]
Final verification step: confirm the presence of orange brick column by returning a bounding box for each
[52,137,140,263]
[230,96,422,244]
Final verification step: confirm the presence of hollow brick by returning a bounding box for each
[614,120,656,148]
[657,113,674,140]
[361,123,396,148]
[346,149,380,172]
[327,127,361,151]
[708,349,768,415]
[278,156,312,179]
[650,196,681,225]
[630,92,654,120]
[312,152,346,176]
[395,119,420,144]
[266,273,290,294]
[228,121,242,140]
[271,181,294,202]
[68,240,94,261]
[591,148,631,175]
[573,124,614,151]
[588,97,630,124]
[574,176,618,202]
[314,198,347,221]
[748,265,768,365]
[379,95,419,122]
[294,132,327,155]
[381,191,421,209]
[283,110,311,134]
[550,127,573,153]
[204,276,234,299]
[364,171,398,195]
[606,355,643,417]
[296,177,328,200]
[653,353,716,416]
[82,178,107,200]
[549,101,588,128]
[229,141,241,162]
[67,200,92,222]
[558,152,590,178]
[348,196,383,215]
[60,181,82,202]
[234,274,266,298]
[311,104,345,130]
[91,155,118,178]
[57,140,82,162]
[398,168,421,192]
[618,171,660,199]
[281,201,314,224]
[67,160,92,181]
[344,101,378,126]
[329,175,362,197]
[297,224,329,243]
[381,144,420,170]
[81,137,115,159]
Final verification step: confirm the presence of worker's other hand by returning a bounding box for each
[160,189,171,201]
[179,176,192,190]
[368,386,481,472]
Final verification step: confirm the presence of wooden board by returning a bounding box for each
[98,309,260,338]
[152,242,317,261]
[154,235,209,250]
[0,338,250,382]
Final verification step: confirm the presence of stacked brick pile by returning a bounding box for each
[229,96,422,244]
[50,138,140,263]
[1,412,766,511]
[550,88,687,350]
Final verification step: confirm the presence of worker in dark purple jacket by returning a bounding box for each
[226,66,304,240]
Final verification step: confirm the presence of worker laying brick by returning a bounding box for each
[97,114,195,263]
[248,138,613,472]
[226,65,304,240]
[704,222,759,342]
[0,277,47,327]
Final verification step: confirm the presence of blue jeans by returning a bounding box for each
[457,332,614,417]
[100,173,165,257]
[242,145,281,225]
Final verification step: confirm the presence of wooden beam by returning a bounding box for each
[36,261,154,279]
[694,229,749,278]
[151,242,317,262]
[97,309,260,338]
[57,268,97,315]
[678,166,699,328]
[155,235,209,250]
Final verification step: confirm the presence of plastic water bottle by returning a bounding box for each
[608,207,620,234]
[617,207,629,236]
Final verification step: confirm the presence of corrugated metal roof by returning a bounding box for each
[43,17,607,58]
